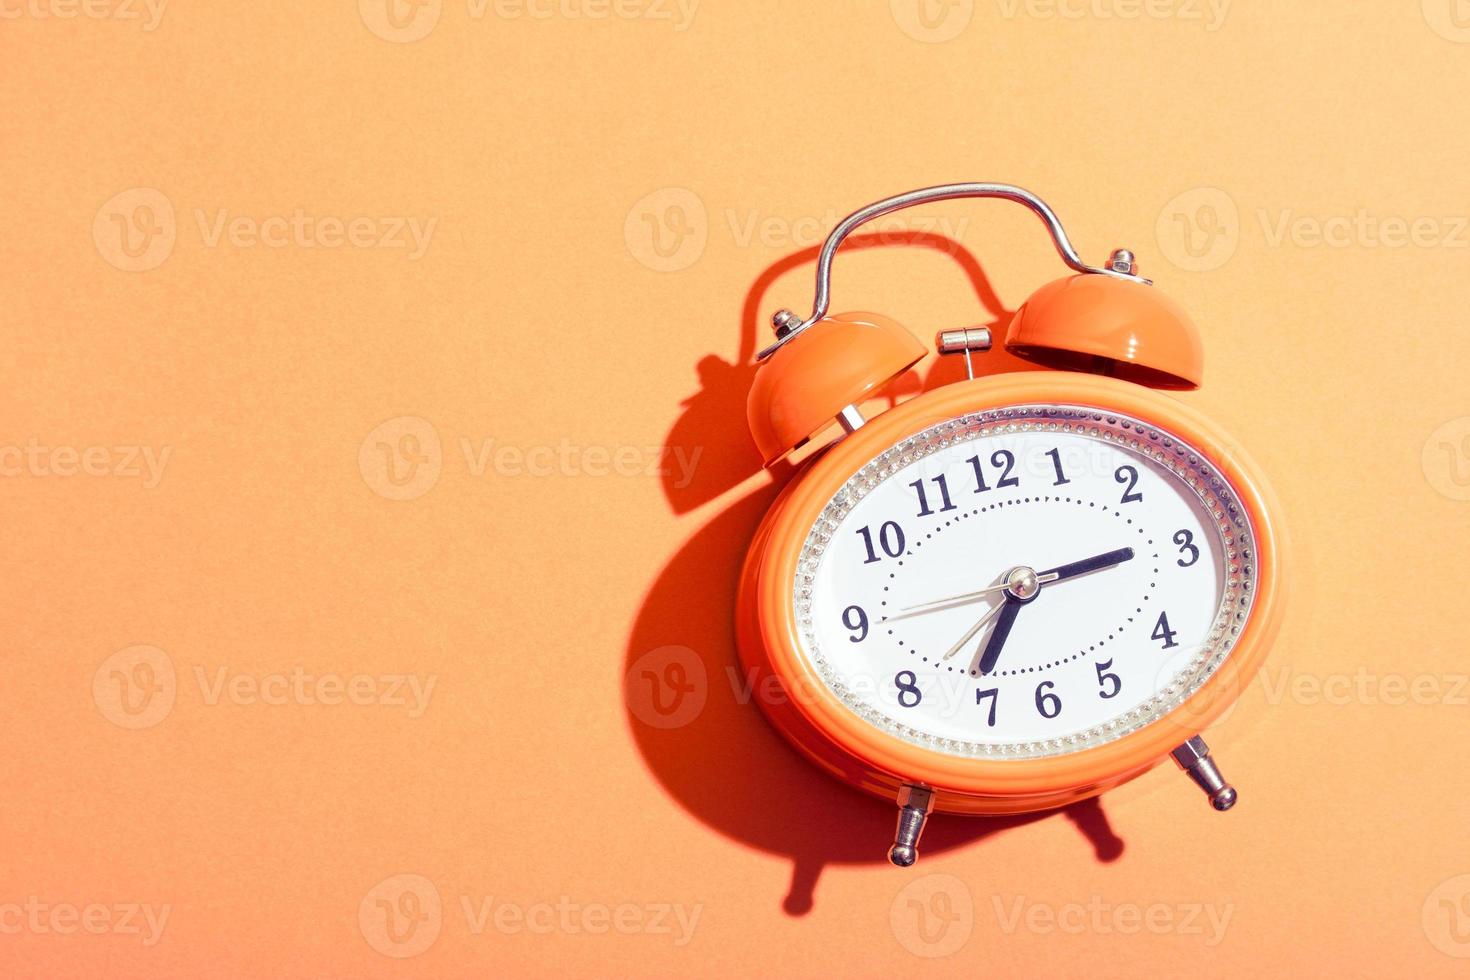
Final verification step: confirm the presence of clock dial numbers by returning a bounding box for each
[966,451,1020,493]
[796,406,1257,760]
[1152,611,1180,649]
[909,475,957,517]
[894,671,922,708]
[1095,659,1122,699]
[1174,529,1200,567]
[1115,464,1143,503]
[976,687,999,726]
[856,521,906,564]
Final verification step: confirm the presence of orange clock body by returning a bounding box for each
[736,370,1286,816]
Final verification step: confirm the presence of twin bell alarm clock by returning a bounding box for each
[735,183,1285,866]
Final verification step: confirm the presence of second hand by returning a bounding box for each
[940,600,1007,661]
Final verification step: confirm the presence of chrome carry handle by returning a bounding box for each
[758,182,1150,361]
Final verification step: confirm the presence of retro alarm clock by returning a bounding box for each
[736,183,1284,866]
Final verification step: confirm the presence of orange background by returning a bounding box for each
[5,1,1470,976]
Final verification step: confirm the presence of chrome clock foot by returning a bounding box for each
[888,784,935,867]
[1171,735,1237,811]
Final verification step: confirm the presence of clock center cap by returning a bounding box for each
[1005,566,1041,602]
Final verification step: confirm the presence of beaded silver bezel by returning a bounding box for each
[792,404,1258,760]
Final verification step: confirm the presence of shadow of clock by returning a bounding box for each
[625,231,1125,916]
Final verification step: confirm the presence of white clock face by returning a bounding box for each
[795,405,1257,759]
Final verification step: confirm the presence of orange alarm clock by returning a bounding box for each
[736,184,1285,866]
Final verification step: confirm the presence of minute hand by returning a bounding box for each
[1038,547,1135,583]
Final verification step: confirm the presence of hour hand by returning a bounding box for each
[976,596,1022,676]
